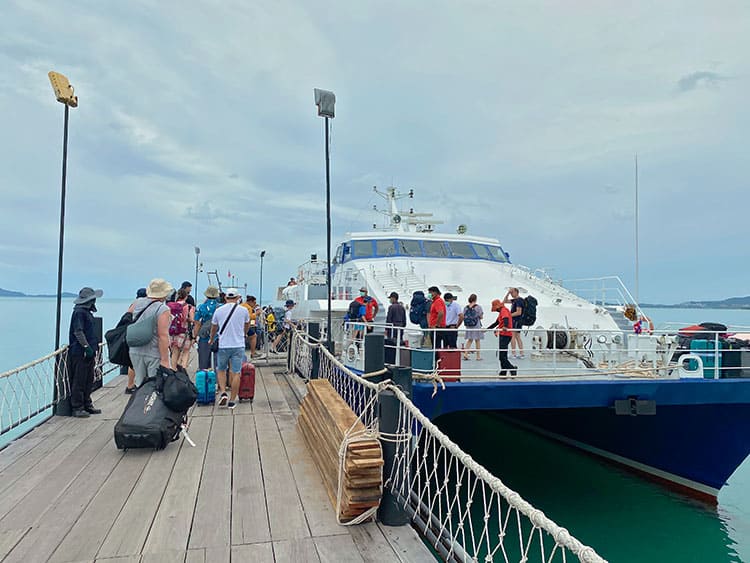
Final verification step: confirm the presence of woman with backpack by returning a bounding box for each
[462,294,484,360]
[168,287,195,370]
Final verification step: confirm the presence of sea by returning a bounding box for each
[1,298,749,562]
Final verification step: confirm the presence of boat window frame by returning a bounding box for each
[374,239,398,257]
[422,240,450,258]
[351,240,375,259]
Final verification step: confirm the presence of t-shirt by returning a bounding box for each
[130,298,171,358]
[428,296,446,328]
[495,307,513,337]
[445,301,461,326]
[241,303,257,326]
[195,298,218,342]
[211,302,250,349]
[283,309,294,329]
[511,297,524,316]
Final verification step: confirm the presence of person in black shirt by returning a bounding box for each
[68,287,103,417]
[385,292,407,342]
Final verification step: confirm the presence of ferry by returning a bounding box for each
[282,186,750,501]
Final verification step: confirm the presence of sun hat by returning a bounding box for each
[224,288,240,299]
[204,286,220,298]
[285,299,295,307]
[74,287,103,304]
[146,278,173,299]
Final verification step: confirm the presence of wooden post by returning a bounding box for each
[378,384,409,526]
[364,333,384,381]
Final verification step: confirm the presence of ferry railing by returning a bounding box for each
[560,275,643,315]
[289,331,607,562]
[343,323,750,380]
[0,343,119,443]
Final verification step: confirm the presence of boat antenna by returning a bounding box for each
[634,153,639,307]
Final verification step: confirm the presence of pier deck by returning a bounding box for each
[0,366,434,563]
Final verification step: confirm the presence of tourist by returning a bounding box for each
[443,292,463,349]
[192,286,220,371]
[287,277,297,286]
[68,287,104,418]
[209,288,250,409]
[427,286,446,350]
[488,299,517,376]
[122,287,147,393]
[347,298,367,341]
[272,300,296,353]
[355,287,379,333]
[168,287,195,370]
[504,288,525,358]
[242,295,262,358]
[385,291,406,342]
[462,294,484,360]
[128,279,173,387]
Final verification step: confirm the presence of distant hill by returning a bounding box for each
[641,296,750,310]
[0,287,77,298]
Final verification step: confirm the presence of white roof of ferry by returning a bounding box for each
[345,230,501,245]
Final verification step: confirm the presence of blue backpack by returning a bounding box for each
[463,305,480,327]
[409,291,430,328]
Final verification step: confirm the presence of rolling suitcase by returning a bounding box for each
[436,349,461,382]
[239,362,255,402]
[195,369,216,405]
[114,377,183,450]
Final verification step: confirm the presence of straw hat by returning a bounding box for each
[146,278,173,299]
[204,286,220,298]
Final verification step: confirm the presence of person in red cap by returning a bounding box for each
[488,299,517,376]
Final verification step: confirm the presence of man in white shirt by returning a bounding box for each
[209,288,250,409]
[443,292,463,349]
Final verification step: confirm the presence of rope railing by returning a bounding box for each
[0,344,119,441]
[290,331,607,562]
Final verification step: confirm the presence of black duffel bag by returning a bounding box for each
[105,301,158,367]
[114,377,183,450]
[160,365,198,412]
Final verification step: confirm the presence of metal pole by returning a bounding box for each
[634,154,639,307]
[53,104,70,416]
[259,255,264,307]
[195,252,199,301]
[325,116,332,351]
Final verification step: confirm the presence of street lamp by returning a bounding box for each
[194,246,200,300]
[48,71,78,417]
[314,88,335,351]
[259,250,266,307]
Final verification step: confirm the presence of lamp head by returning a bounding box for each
[48,71,78,107]
[314,88,336,118]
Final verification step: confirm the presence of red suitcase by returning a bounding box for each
[239,362,256,402]
[436,350,461,382]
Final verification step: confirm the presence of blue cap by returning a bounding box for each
[285,299,295,306]
[136,288,147,298]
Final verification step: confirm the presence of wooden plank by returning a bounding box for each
[251,368,273,415]
[184,546,230,563]
[140,550,186,563]
[97,434,183,558]
[188,415,233,549]
[0,421,109,528]
[274,537,321,562]
[95,556,140,563]
[142,416,211,554]
[348,522,403,563]
[378,524,436,563]
[262,370,290,414]
[49,449,152,562]
[0,528,29,560]
[4,434,124,563]
[231,542,274,563]
[275,412,343,537]
[0,436,43,472]
[231,414,271,545]
[255,413,310,541]
[314,534,365,563]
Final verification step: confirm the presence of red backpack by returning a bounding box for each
[168,301,189,336]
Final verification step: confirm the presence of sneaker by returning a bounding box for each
[85,406,102,414]
[227,401,237,410]
[518,354,526,359]
[124,387,135,395]
[72,409,90,418]
[218,393,228,406]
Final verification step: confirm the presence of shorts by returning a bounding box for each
[512,318,522,330]
[247,327,257,337]
[216,347,245,373]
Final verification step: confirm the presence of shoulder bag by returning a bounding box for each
[211,303,238,353]
[105,301,158,365]
[125,301,161,347]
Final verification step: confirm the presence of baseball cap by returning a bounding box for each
[444,292,454,300]
[285,299,295,306]
[388,291,399,299]
[225,288,240,299]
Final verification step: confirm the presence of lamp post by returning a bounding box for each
[259,250,266,307]
[314,88,335,352]
[194,246,200,300]
[48,71,78,416]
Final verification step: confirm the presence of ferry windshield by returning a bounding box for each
[343,239,509,263]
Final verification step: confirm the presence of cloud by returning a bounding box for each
[676,71,728,93]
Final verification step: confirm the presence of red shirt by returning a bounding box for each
[428,296,446,328]
[355,296,377,321]
[495,307,512,337]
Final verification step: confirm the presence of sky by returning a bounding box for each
[0,0,748,303]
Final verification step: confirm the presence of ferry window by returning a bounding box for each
[423,241,449,257]
[335,245,344,264]
[472,244,492,260]
[488,246,508,262]
[398,240,421,256]
[446,241,475,258]
[375,240,396,256]
[352,240,374,258]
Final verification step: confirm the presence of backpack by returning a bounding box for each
[409,291,430,327]
[520,295,538,326]
[464,305,480,327]
[346,300,362,322]
[168,301,188,336]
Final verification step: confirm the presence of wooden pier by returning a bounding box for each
[0,366,435,562]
